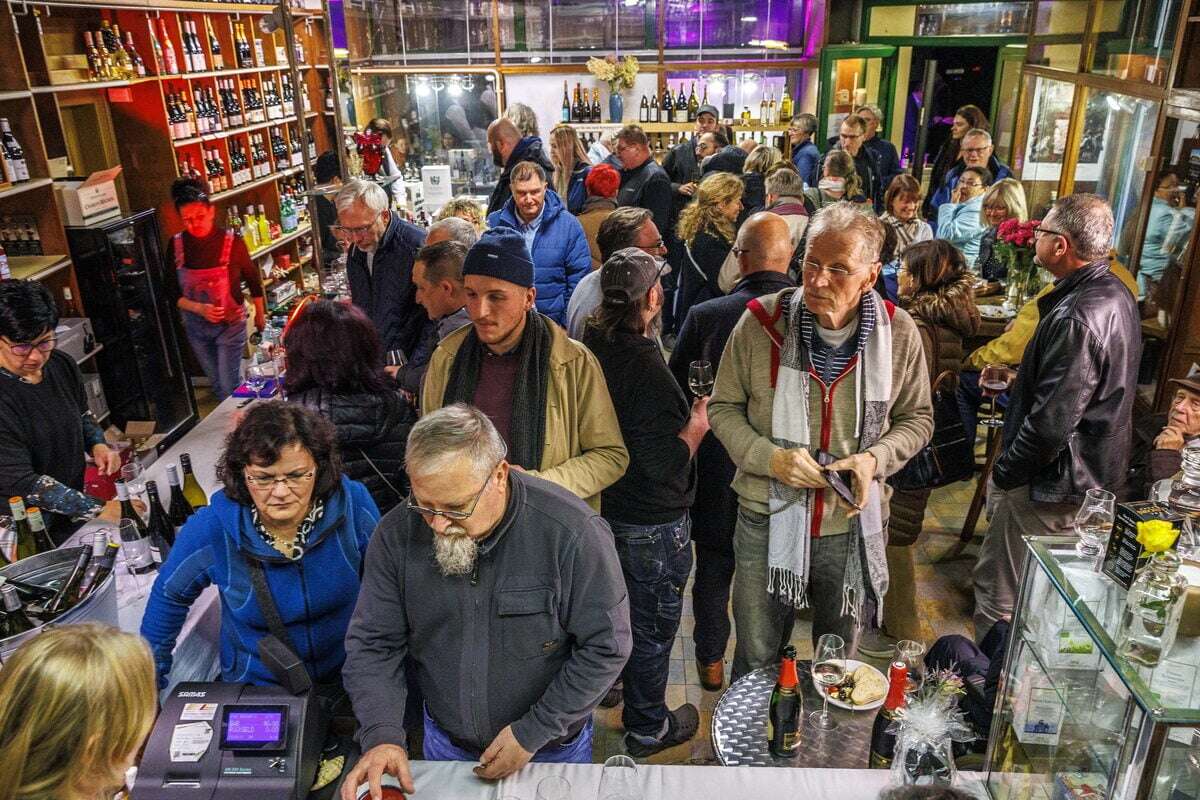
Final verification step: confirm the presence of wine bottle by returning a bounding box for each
[9,497,35,562]
[144,482,175,564]
[115,481,147,531]
[163,465,195,534]
[591,88,601,124]
[206,17,224,71]
[768,90,778,126]
[46,547,92,615]
[687,81,699,122]
[741,106,752,126]
[639,94,649,123]
[768,645,802,757]
[83,31,104,81]
[759,95,769,127]
[122,30,146,78]
[779,85,793,122]
[0,583,36,637]
[868,661,909,768]
[675,84,687,123]
[26,507,55,553]
[561,80,571,123]
[0,119,30,183]
[159,18,179,75]
[72,532,116,604]
[180,454,209,508]
[650,92,659,123]
[661,85,673,124]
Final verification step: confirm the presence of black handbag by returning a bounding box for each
[889,325,976,491]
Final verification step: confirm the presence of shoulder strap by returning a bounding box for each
[246,556,304,662]
[746,296,784,386]
[172,233,185,270]
[359,448,402,499]
[219,229,235,268]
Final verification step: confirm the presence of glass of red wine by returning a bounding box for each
[979,363,1013,428]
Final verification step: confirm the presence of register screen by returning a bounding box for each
[222,708,286,748]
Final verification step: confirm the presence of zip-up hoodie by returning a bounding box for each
[141,476,380,688]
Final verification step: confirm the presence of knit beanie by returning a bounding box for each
[462,227,535,288]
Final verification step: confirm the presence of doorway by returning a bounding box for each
[902,46,999,171]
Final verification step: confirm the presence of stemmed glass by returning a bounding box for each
[598,755,641,800]
[244,362,270,400]
[1074,487,1116,564]
[120,461,146,501]
[688,360,714,397]
[979,363,1013,428]
[809,633,846,731]
[535,776,571,800]
[895,639,926,694]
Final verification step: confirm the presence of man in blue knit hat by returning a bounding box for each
[421,227,628,511]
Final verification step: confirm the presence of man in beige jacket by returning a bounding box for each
[709,203,932,679]
[422,227,628,511]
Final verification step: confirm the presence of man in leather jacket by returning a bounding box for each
[973,194,1140,640]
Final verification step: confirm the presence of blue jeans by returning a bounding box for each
[420,706,593,763]
[183,313,246,401]
[609,514,693,738]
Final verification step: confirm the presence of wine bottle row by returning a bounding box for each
[0,118,30,185]
[560,83,603,125]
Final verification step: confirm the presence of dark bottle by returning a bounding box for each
[9,496,35,561]
[73,533,118,604]
[675,83,687,123]
[591,88,601,124]
[639,94,649,122]
[661,85,673,123]
[868,661,909,768]
[561,80,571,123]
[46,546,92,615]
[26,507,55,553]
[144,482,175,564]
[165,465,195,532]
[767,645,802,757]
[0,582,36,637]
[118,515,156,575]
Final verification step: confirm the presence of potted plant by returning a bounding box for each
[587,55,640,123]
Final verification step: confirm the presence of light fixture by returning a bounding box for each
[747,38,788,50]
[447,82,462,97]
[414,78,431,97]
[623,0,643,6]
[530,56,543,63]
[740,15,758,21]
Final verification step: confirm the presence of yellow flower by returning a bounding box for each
[1136,519,1180,554]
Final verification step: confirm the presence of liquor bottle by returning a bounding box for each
[46,546,92,615]
[0,583,35,637]
[242,206,259,249]
[72,536,120,604]
[639,94,649,123]
[0,119,30,183]
[675,84,687,123]
[768,645,802,757]
[206,17,224,70]
[159,19,179,75]
[83,31,104,81]
[193,88,209,134]
[9,497,35,562]
[779,85,793,122]
[164,465,195,532]
[144,482,175,564]
[701,82,709,106]
[868,661,909,768]
[687,82,699,122]
[148,21,165,75]
[122,30,146,78]
[24,507,53,553]
[571,83,583,123]
[591,89,601,124]
[256,204,272,243]
[180,455,208,508]
[661,85,673,124]
[741,106,751,126]
[758,94,769,127]
[650,92,659,123]
[561,81,571,123]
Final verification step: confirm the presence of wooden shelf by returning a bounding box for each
[209,166,301,202]
[160,65,291,81]
[248,223,311,260]
[0,178,54,200]
[8,254,71,281]
[172,115,299,147]
[31,77,157,94]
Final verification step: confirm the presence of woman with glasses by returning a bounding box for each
[0,279,124,541]
[141,402,379,690]
[169,177,265,401]
[975,179,1028,282]
[935,165,992,269]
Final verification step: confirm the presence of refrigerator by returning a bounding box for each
[66,209,198,453]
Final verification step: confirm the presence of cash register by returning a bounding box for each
[135,682,326,800]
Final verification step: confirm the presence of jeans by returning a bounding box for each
[731,507,863,681]
[421,706,593,763]
[182,313,246,401]
[609,514,693,738]
[957,369,1010,435]
[692,539,735,665]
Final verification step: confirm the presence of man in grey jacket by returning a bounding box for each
[341,404,632,797]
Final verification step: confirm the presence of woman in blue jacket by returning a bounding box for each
[141,402,380,689]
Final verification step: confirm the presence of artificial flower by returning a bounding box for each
[1137,519,1180,553]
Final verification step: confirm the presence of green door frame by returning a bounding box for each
[816,44,899,145]
[990,44,1028,126]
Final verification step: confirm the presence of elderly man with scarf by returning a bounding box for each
[709,203,933,679]
[421,227,628,510]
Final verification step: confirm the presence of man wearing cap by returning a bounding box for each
[1129,371,1200,496]
[421,228,628,511]
[580,248,709,757]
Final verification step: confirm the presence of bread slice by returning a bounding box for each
[850,665,887,705]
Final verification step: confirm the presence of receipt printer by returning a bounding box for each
[135,682,326,800]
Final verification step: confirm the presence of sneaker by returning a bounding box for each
[623,704,700,758]
[857,629,899,660]
[599,681,624,708]
[697,659,724,692]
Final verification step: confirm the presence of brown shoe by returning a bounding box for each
[697,659,724,692]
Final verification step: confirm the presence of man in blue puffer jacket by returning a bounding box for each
[487,161,591,327]
[141,403,380,689]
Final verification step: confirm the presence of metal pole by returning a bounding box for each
[911,58,937,187]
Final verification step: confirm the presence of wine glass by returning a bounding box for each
[809,633,846,731]
[688,360,714,397]
[535,775,571,800]
[244,362,270,400]
[598,755,640,800]
[979,363,1013,428]
[386,350,408,370]
[120,461,146,501]
[1074,487,1116,563]
[117,518,155,601]
[895,639,926,694]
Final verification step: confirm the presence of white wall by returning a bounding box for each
[503,71,662,135]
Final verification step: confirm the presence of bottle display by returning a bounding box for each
[144,482,176,564]
[9,497,35,561]
[72,533,118,604]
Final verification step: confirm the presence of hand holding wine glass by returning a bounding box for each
[979,363,1014,428]
[809,632,846,731]
[688,360,714,398]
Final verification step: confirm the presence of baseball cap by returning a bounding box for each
[697,104,720,120]
[600,248,671,305]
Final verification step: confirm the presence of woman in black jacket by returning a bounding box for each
[283,299,415,513]
[674,171,743,326]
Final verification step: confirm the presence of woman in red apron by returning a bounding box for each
[170,178,266,401]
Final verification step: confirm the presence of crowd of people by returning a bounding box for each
[1,98,1198,800]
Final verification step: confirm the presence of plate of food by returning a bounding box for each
[979,304,1014,319]
[821,660,887,711]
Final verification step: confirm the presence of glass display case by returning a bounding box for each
[985,537,1200,800]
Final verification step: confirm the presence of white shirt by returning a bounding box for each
[814,315,858,350]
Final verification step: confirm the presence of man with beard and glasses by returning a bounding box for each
[421,227,628,510]
[341,404,632,796]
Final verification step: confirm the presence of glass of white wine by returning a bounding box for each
[1074,487,1116,564]
[688,360,714,398]
[809,633,846,731]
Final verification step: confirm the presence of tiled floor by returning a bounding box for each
[590,479,984,765]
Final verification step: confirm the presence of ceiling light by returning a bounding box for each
[741,15,758,21]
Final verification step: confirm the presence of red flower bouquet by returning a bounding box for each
[354,130,385,178]
[995,218,1043,305]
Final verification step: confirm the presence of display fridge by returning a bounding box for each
[66,209,197,452]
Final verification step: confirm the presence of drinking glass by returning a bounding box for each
[979,363,1013,428]
[244,362,270,400]
[386,350,408,369]
[598,755,641,800]
[120,461,146,500]
[809,633,846,731]
[895,639,926,693]
[535,775,571,800]
[688,360,715,397]
[1074,487,1116,563]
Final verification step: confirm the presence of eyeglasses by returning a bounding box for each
[961,146,991,156]
[331,217,381,237]
[4,337,56,356]
[244,468,317,490]
[640,239,666,253]
[802,261,861,278]
[1033,226,1073,247]
[407,464,500,521]
[959,180,984,189]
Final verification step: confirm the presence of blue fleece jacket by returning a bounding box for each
[487,189,591,326]
[929,156,1013,217]
[140,476,380,689]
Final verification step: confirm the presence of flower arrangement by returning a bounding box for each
[887,668,975,788]
[995,218,1043,306]
[587,55,640,93]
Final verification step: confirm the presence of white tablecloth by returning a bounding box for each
[406,762,989,800]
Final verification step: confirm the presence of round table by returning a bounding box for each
[711,662,877,768]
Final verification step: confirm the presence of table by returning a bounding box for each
[405,761,990,799]
[63,394,246,690]
[712,663,875,768]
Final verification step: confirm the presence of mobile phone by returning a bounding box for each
[814,449,861,511]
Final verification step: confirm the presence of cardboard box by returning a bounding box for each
[1101,501,1185,590]
[56,166,123,226]
[104,420,166,466]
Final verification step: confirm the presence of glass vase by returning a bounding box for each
[1117,549,1188,667]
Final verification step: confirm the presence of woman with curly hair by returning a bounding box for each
[675,171,743,323]
[435,196,485,230]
